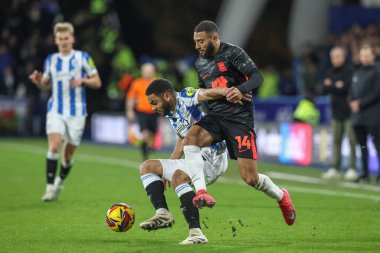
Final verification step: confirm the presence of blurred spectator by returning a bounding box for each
[257,65,279,98]
[117,73,134,98]
[293,94,320,126]
[0,42,15,96]
[301,52,319,97]
[182,67,198,88]
[278,68,297,96]
[126,63,158,161]
[321,46,357,181]
[348,44,380,183]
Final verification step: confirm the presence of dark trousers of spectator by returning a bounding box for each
[353,126,380,177]
[332,119,356,170]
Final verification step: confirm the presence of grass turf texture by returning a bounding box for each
[1,138,379,253]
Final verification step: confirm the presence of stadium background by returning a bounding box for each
[1,0,380,172]
[1,0,380,252]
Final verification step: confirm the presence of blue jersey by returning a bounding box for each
[42,50,98,117]
[166,87,226,157]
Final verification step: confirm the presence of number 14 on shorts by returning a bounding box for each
[235,135,251,152]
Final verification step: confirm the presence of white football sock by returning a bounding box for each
[254,174,283,201]
[156,208,170,215]
[175,183,193,198]
[140,173,161,189]
[183,145,206,192]
[62,159,74,168]
[189,228,204,236]
[47,151,59,160]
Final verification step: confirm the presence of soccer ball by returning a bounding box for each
[106,203,135,232]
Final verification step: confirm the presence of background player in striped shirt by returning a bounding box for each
[139,78,247,244]
[29,22,102,201]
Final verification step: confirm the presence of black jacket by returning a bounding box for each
[348,65,380,127]
[324,63,354,120]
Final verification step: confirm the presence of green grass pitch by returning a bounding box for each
[1,138,380,253]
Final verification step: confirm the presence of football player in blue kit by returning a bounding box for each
[139,78,247,244]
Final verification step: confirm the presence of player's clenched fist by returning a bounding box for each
[29,70,43,85]
[226,87,242,103]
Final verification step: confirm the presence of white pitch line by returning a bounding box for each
[0,142,141,168]
[267,171,380,192]
[1,141,379,201]
[218,177,380,202]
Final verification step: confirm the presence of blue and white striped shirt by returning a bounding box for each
[42,50,98,117]
[166,87,226,157]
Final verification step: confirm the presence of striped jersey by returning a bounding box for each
[166,87,227,163]
[42,50,98,117]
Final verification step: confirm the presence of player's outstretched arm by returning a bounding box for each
[71,73,102,89]
[29,70,51,91]
[197,87,230,102]
[170,135,184,159]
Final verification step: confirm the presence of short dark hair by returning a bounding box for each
[194,20,219,35]
[146,78,175,96]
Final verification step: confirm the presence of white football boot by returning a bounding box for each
[179,228,208,245]
[53,177,64,200]
[42,184,56,202]
[140,208,174,231]
[344,168,358,181]
[321,168,340,180]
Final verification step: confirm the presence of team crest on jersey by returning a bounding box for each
[186,88,196,97]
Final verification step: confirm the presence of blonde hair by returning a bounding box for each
[54,22,74,35]
[360,42,373,52]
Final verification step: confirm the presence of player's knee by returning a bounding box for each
[171,170,191,188]
[49,143,60,154]
[242,175,259,187]
[139,160,154,176]
[183,135,198,146]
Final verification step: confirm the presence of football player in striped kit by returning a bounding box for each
[139,78,248,244]
[29,22,101,201]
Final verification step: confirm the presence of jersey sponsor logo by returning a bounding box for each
[211,76,228,88]
[186,88,196,97]
[175,118,190,136]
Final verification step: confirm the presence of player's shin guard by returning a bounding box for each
[46,152,59,184]
[60,160,73,180]
[176,184,200,229]
[254,173,283,201]
[183,145,206,192]
[141,173,169,211]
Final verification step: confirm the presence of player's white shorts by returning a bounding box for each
[46,113,86,146]
[159,152,228,185]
